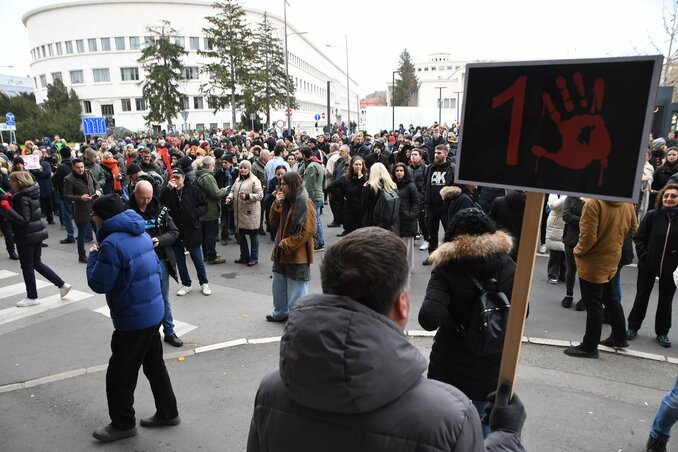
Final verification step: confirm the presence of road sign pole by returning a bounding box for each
[327,81,331,133]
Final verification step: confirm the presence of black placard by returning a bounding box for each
[456,56,662,202]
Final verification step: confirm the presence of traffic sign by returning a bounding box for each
[314,114,321,121]
[5,113,15,126]
[0,123,16,131]
[285,108,292,117]
[180,111,189,122]
[275,119,285,128]
[82,117,107,136]
[322,112,326,119]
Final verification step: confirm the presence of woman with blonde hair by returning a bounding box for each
[22,141,35,156]
[361,162,397,228]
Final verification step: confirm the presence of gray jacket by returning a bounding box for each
[247,294,525,452]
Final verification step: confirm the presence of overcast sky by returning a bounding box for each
[1,0,672,95]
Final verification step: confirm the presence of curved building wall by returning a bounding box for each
[23,0,359,133]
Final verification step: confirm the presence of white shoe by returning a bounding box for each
[16,298,39,307]
[201,283,211,296]
[538,244,547,254]
[419,241,429,251]
[176,285,192,296]
[59,283,72,299]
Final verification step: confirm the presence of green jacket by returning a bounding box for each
[195,168,228,221]
[85,162,106,189]
[303,160,324,203]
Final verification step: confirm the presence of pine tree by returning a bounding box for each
[393,49,419,106]
[246,12,297,129]
[44,79,82,140]
[200,0,256,129]
[138,20,187,130]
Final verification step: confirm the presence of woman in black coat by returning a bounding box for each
[418,208,515,437]
[649,147,678,208]
[393,162,420,270]
[1,171,71,307]
[325,155,367,236]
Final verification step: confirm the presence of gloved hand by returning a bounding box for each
[0,200,11,212]
[485,382,526,436]
[1,192,12,203]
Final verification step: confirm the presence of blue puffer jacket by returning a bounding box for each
[86,209,164,332]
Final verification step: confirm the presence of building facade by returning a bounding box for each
[22,0,359,133]
[0,75,34,98]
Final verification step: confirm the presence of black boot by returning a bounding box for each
[8,249,18,260]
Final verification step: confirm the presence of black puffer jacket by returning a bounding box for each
[490,191,526,261]
[326,174,367,232]
[6,184,48,245]
[562,196,584,247]
[248,294,524,452]
[634,207,678,277]
[419,231,515,401]
[440,185,476,231]
[159,183,208,248]
[396,179,420,237]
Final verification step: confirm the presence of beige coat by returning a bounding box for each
[227,175,263,232]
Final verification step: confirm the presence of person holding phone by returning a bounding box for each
[63,158,101,263]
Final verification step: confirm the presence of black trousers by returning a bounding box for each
[329,193,344,225]
[547,250,566,281]
[107,324,178,430]
[426,206,448,253]
[563,244,578,296]
[628,267,677,336]
[418,207,429,241]
[581,278,626,350]
[16,242,63,299]
[0,215,14,253]
[40,197,53,223]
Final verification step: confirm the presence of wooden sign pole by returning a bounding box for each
[498,191,545,394]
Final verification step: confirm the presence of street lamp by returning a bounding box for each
[435,86,447,125]
[325,35,351,134]
[392,70,399,132]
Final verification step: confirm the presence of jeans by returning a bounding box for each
[651,371,678,442]
[76,221,93,256]
[201,219,219,261]
[547,249,566,281]
[613,265,623,302]
[272,271,309,319]
[581,278,627,350]
[159,260,175,336]
[16,242,65,299]
[471,399,491,438]
[60,198,74,240]
[237,229,259,262]
[220,207,233,241]
[172,244,208,287]
[628,267,677,336]
[106,324,178,430]
[314,200,325,247]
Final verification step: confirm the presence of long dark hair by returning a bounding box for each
[393,162,412,183]
[347,155,365,178]
[281,171,303,199]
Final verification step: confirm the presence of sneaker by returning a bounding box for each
[548,278,558,285]
[59,283,72,299]
[8,250,18,260]
[657,335,672,348]
[140,414,181,428]
[16,298,40,307]
[176,285,192,296]
[92,424,137,443]
[419,240,429,251]
[599,336,629,349]
[246,260,258,267]
[646,435,668,452]
[626,328,638,340]
[538,244,547,254]
[314,246,325,253]
[575,299,587,311]
[201,283,211,296]
[163,334,183,348]
[564,344,599,358]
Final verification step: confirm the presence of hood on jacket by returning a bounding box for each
[97,209,146,242]
[15,183,40,200]
[429,230,513,267]
[279,294,427,415]
[505,190,526,208]
[440,185,462,201]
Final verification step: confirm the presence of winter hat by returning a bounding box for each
[61,146,72,159]
[92,194,125,221]
[178,156,193,172]
[654,138,667,151]
[126,163,142,176]
[446,207,497,241]
[85,148,97,160]
[239,160,252,170]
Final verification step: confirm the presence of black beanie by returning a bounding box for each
[126,163,142,176]
[92,194,125,221]
[61,146,72,159]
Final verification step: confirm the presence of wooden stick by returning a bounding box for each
[498,191,545,395]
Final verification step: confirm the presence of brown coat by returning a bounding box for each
[269,197,316,265]
[227,175,263,231]
[574,200,638,284]
[63,170,99,224]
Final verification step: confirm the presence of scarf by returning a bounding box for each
[274,187,310,254]
[101,158,122,192]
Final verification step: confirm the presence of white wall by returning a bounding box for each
[360,106,459,134]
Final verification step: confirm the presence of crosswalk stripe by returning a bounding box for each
[0,290,93,326]
[0,270,19,280]
[93,306,198,338]
[0,280,52,300]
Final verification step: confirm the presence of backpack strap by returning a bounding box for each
[464,272,486,292]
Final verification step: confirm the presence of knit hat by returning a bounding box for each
[654,138,667,151]
[239,160,252,169]
[126,163,142,176]
[178,156,193,172]
[85,148,97,160]
[92,194,125,221]
[446,207,497,241]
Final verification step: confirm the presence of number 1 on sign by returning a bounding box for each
[492,75,527,166]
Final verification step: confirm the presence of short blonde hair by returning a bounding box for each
[10,171,35,190]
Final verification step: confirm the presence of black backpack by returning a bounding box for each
[372,187,400,229]
[457,273,511,356]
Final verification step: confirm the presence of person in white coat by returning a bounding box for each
[546,194,566,284]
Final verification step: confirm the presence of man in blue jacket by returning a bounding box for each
[87,194,180,443]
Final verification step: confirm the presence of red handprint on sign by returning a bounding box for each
[531,73,611,186]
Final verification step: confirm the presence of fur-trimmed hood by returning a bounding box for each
[440,185,462,201]
[428,230,513,267]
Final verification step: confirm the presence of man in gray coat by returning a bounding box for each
[247,227,526,452]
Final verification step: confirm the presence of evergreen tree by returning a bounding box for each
[393,49,419,106]
[246,12,297,129]
[200,0,256,129]
[138,20,187,130]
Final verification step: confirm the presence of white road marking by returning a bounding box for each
[0,280,51,300]
[0,270,19,280]
[0,290,93,326]
[93,305,198,338]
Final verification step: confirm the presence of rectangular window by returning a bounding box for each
[101,37,111,51]
[173,36,185,48]
[129,36,140,50]
[40,74,47,88]
[115,37,125,50]
[51,72,62,82]
[450,99,457,109]
[92,68,110,83]
[144,36,154,48]
[443,98,450,109]
[56,42,62,56]
[121,98,131,112]
[41,45,46,58]
[203,37,212,50]
[135,98,147,110]
[70,70,84,84]
[83,100,92,113]
[196,123,205,131]
[33,77,37,88]
[180,96,189,110]
[181,66,199,80]
[76,39,85,53]
[189,37,199,50]
[120,67,140,81]
[88,38,97,52]
[193,96,203,109]
[447,66,453,70]
[65,41,73,54]
[431,66,436,71]
[48,44,53,57]
[210,123,217,130]
[207,96,219,109]
[424,67,429,71]
[101,104,114,116]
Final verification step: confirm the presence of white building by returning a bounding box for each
[22,0,359,133]
[0,74,34,98]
